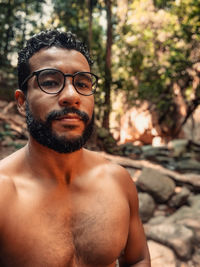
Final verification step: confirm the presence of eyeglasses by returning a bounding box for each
[21,68,99,96]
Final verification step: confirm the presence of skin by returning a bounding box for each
[0,47,151,267]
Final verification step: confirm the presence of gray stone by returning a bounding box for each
[153,204,170,217]
[172,159,200,173]
[118,143,142,157]
[166,202,200,244]
[142,146,170,158]
[187,194,200,208]
[148,215,166,225]
[157,204,168,211]
[168,139,189,157]
[125,167,138,179]
[138,193,156,222]
[145,223,194,259]
[169,187,191,208]
[147,240,176,267]
[153,210,166,217]
[137,168,176,202]
[191,247,200,267]
[166,204,200,224]
[0,100,8,109]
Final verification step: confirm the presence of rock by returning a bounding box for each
[167,196,200,224]
[147,240,176,267]
[0,100,8,109]
[141,145,170,159]
[166,197,200,244]
[125,168,141,181]
[153,209,166,217]
[168,139,189,157]
[148,215,166,225]
[138,193,156,222]
[187,194,200,208]
[145,223,194,260]
[137,168,176,203]
[191,247,200,267]
[1,136,14,146]
[172,158,200,173]
[168,187,191,208]
[118,142,142,158]
[153,204,173,217]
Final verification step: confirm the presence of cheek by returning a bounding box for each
[26,93,51,120]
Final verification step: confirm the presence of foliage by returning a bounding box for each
[113,0,200,135]
[0,0,46,99]
[0,0,200,136]
[0,0,46,65]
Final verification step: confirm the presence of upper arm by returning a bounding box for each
[118,168,151,266]
[0,173,16,216]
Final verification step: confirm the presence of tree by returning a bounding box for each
[102,0,113,129]
[0,0,45,67]
[113,0,200,138]
[0,0,46,100]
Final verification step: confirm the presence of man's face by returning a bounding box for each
[24,47,95,153]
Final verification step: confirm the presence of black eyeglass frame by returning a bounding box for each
[21,68,99,96]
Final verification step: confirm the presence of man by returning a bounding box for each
[0,30,151,266]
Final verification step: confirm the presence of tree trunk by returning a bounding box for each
[87,0,93,51]
[102,0,112,129]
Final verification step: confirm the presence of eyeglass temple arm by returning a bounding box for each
[21,73,35,89]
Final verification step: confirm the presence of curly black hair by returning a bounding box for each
[18,29,93,93]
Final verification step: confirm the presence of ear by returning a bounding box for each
[15,89,26,116]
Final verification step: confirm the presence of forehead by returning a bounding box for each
[28,47,90,73]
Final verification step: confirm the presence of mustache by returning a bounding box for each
[46,107,90,124]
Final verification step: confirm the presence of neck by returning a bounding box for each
[25,137,84,185]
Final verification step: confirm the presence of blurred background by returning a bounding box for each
[0,0,200,266]
[1,0,200,146]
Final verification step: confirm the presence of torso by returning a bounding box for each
[0,149,130,267]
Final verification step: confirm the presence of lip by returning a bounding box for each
[55,114,82,123]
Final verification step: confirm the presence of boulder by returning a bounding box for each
[168,187,191,208]
[191,247,200,267]
[171,158,200,173]
[118,142,142,158]
[145,223,194,260]
[148,215,166,225]
[168,139,189,157]
[147,240,176,267]
[166,196,200,243]
[187,194,200,208]
[137,168,175,202]
[138,193,156,222]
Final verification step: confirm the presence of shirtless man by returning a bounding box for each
[0,30,151,267]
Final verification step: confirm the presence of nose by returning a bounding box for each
[58,78,80,107]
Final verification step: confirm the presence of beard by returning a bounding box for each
[25,102,94,153]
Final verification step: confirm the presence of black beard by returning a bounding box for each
[25,103,94,153]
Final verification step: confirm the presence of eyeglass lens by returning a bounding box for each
[38,69,96,95]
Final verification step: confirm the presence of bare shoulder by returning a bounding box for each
[85,149,134,179]
[84,149,138,202]
[0,149,24,198]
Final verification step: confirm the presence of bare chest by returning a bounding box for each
[0,191,129,267]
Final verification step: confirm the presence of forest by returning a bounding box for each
[1,0,200,146]
[1,1,200,266]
